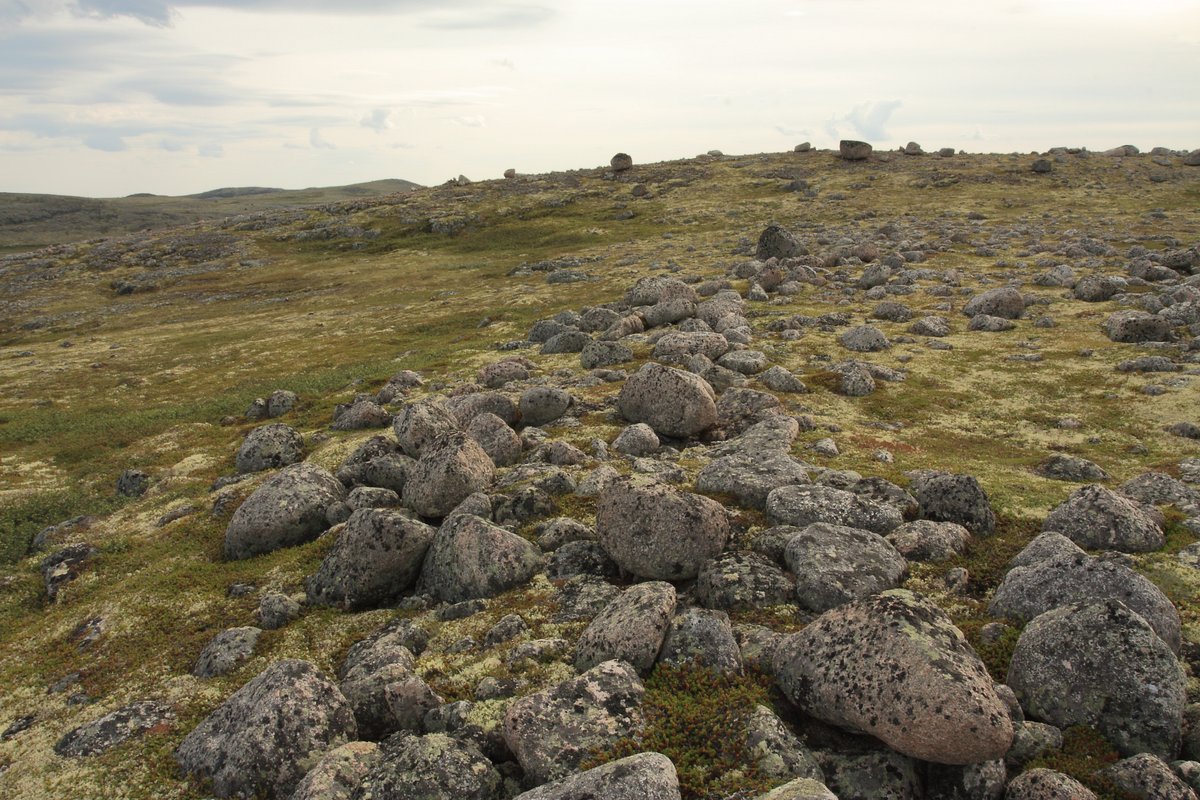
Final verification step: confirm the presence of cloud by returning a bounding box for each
[453,114,485,128]
[825,100,902,141]
[74,0,174,26]
[419,4,553,30]
[309,127,334,149]
[83,130,127,151]
[360,107,392,132]
[774,124,811,138]
[198,141,222,156]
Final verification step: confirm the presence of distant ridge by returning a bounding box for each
[0,178,422,253]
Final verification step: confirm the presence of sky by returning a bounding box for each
[1,0,1198,197]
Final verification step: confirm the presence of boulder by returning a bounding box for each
[757,224,806,260]
[839,325,892,352]
[1035,454,1109,482]
[1103,310,1174,343]
[658,607,742,674]
[575,581,676,675]
[55,700,174,758]
[353,733,500,800]
[596,479,729,580]
[465,412,523,467]
[617,362,717,439]
[224,463,347,560]
[1042,484,1164,552]
[1004,768,1096,800]
[331,400,391,431]
[962,287,1025,319]
[839,140,873,160]
[611,152,633,171]
[446,391,520,427]
[289,741,379,800]
[884,520,971,562]
[236,423,305,474]
[696,451,809,510]
[306,509,435,610]
[743,704,824,783]
[420,514,543,603]
[402,432,495,518]
[766,484,903,535]
[652,331,730,362]
[193,627,262,678]
[512,752,681,800]
[1099,753,1198,800]
[784,522,909,612]
[519,387,572,427]
[1007,600,1186,759]
[393,400,461,458]
[580,340,633,368]
[503,660,645,786]
[911,471,997,536]
[755,778,837,800]
[694,551,794,611]
[175,660,357,799]
[612,422,660,456]
[775,590,1013,764]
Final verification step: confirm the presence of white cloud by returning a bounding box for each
[309,127,334,149]
[453,114,486,128]
[825,100,903,142]
[360,107,392,132]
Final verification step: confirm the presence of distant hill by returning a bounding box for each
[0,178,421,253]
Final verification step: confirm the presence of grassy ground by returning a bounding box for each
[0,148,1198,798]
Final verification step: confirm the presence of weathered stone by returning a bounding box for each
[290,741,379,800]
[402,432,495,518]
[56,700,174,758]
[696,451,809,510]
[1099,753,1198,800]
[784,522,908,612]
[236,423,305,474]
[884,520,970,562]
[465,412,522,467]
[617,362,717,439]
[519,387,572,427]
[193,626,262,678]
[766,484,903,534]
[962,287,1025,319]
[353,733,500,800]
[420,514,543,603]
[658,607,742,674]
[575,581,676,675]
[695,551,794,611]
[393,401,461,458]
[306,509,435,610]
[1004,768,1096,800]
[744,704,823,782]
[224,463,347,560]
[1043,484,1165,552]
[512,752,681,800]
[840,140,873,160]
[775,590,1014,764]
[1104,310,1174,343]
[911,471,997,537]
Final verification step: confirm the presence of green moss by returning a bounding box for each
[1025,726,1136,800]
[0,486,125,564]
[584,663,776,800]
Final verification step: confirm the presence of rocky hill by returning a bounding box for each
[0,178,421,254]
[1,143,1199,800]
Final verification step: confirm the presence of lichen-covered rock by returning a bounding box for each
[193,626,262,678]
[446,391,520,427]
[176,660,357,799]
[1035,453,1109,482]
[1042,484,1165,552]
[988,551,1181,652]
[290,741,379,800]
[784,522,909,612]
[55,700,174,758]
[696,451,809,510]
[694,551,794,611]
[1006,599,1186,759]
[477,358,529,388]
[576,581,676,675]
[1119,471,1200,510]
[1103,310,1174,343]
[962,287,1025,319]
[743,704,823,782]
[402,432,495,518]
[236,423,305,474]
[839,325,892,352]
[393,400,461,458]
[224,463,347,560]
[519,387,572,427]
[596,479,729,580]
[616,362,717,438]
[512,752,681,800]
[766,484,902,534]
[41,542,97,601]
[1004,768,1096,800]
[884,520,971,561]
[465,412,523,467]
[612,422,660,456]
[817,749,921,800]
[306,509,435,610]
[755,777,838,800]
[658,607,742,674]
[911,471,996,536]
[1005,721,1064,770]
[775,590,1013,764]
[353,733,500,800]
[332,400,392,431]
[580,339,633,369]
[338,641,436,740]
[756,224,806,260]
[503,660,645,786]
[1009,532,1084,568]
[1100,754,1197,800]
[910,315,951,337]
[258,591,302,630]
[419,514,542,603]
[923,759,1007,800]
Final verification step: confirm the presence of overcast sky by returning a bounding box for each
[1,0,1197,197]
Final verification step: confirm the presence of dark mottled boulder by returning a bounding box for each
[580,339,633,369]
[911,471,997,537]
[1103,310,1174,343]
[784,522,908,612]
[884,520,970,562]
[1099,753,1197,800]
[766,484,902,534]
[596,479,729,580]
[224,463,347,560]
[290,741,379,800]
[193,626,262,678]
[989,551,1181,652]
[1004,768,1096,799]
[41,542,98,601]
[1005,721,1064,770]
[446,391,520,428]
[575,581,676,675]
[332,400,391,431]
[757,224,806,260]
[541,330,592,354]
[1035,453,1109,482]
[56,700,174,757]
[338,638,438,740]
[402,432,495,518]
[236,423,305,474]
[512,752,681,800]
[116,468,149,497]
[839,140,873,160]
[658,607,742,674]
[1119,471,1200,510]
[519,387,572,427]
[694,551,794,611]
[503,660,645,786]
[817,750,921,800]
[306,509,435,610]
[419,514,542,603]
[465,412,522,468]
[617,363,717,438]
[477,358,530,389]
[743,704,823,783]
[176,660,357,799]
[839,325,892,352]
[652,331,730,362]
[1042,484,1164,552]
[775,590,1013,764]
[962,287,1025,319]
[696,451,809,510]
[923,759,1007,800]
[352,733,500,800]
[1007,599,1186,759]
[393,400,461,458]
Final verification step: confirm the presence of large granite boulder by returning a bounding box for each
[512,752,681,800]
[306,509,435,610]
[420,514,543,603]
[402,431,495,518]
[1042,484,1165,552]
[616,362,717,439]
[575,581,677,675]
[224,463,347,560]
[783,523,909,612]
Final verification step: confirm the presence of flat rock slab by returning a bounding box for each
[775,589,1013,765]
[55,700,174,758]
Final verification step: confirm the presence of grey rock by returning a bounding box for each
[963,287,1025,319]
[56,700,174,758]
[989,551,1182,652]
[393,400,461,458]
[465,412,522,468]
[575,581,676,675]
[345,486,401,510]
[225,463,347,559]
[519,387,572,427]
[306,509,435,610]
[611,152,633,171]
[1007,599,1186,759]
[541,330,591,354]
[353,733,500,800]
[1035,454,1109,482]
[695,551,794,610]
[290,741,379,800]
[580,340,633,369]
[1104,310,1174,343]
[911,471,997,536]
[1003,768,1096,800]
[718,349,769,375]
[1120,472,1200,510]
[759,365,808,393]
[776,590,1014,764]
[545,540,618,580]
[744,704,823,782]
[969,314,1016,332]
[332,400,391,431]
[236,423,305,474]
[402,432,495,518]
[839,325,892,352]
[41,542,98,601]
[766,484,903,534]
[909,315,951,336]
[1008,532,1084,568]
[503,660,645,786]
[512,752,681,800]
[267,389,298,417]
[830,360,876,396]
[784,522,908,611]
[653,331,730,362]
[612,422,660,456]
[420,514,542,603]
[1073,275,1124,302]
[339,641,425,740]
[757,224,806,260]
[258,591,301,630]
[755,777,837,800]
[884,519,971,562]
[194,627,262,678]
[477,359,529,388]
[617,362,717,439]
[596,479,729,580]
[1005,721,1064,770]
[446,391,519,428]
[176,660,357,799]
[116,468,149,497]
[817,750,921,800]
[1043,484,1165,552]
[840,140,873,160]
[696,450,809,510]
[658,607,742,674]
[1099,753,1198,800]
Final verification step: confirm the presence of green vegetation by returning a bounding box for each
[1026,726,1135,800]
